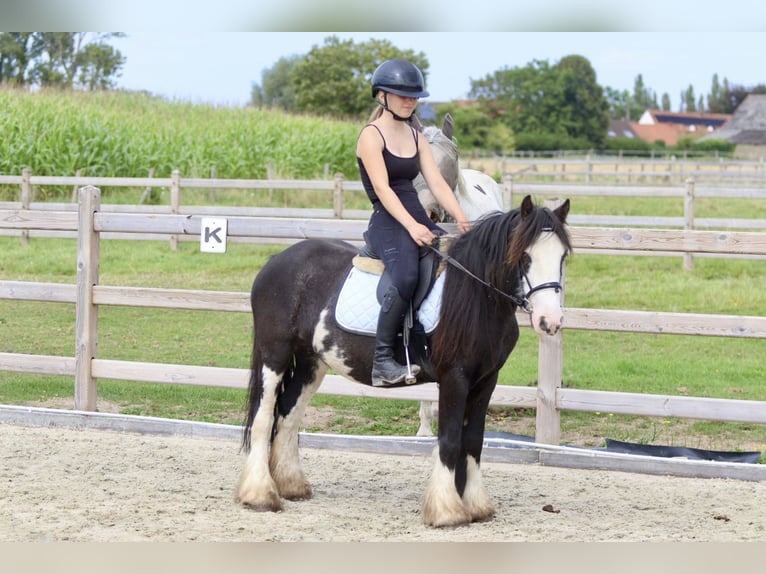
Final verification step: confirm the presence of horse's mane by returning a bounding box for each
[430,201,570,373]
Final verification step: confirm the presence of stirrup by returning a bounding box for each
[372,362,420,387]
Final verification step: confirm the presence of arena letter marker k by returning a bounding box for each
[200,218,228,253]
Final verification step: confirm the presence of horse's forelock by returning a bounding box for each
[507,205,571,267]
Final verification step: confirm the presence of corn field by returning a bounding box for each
[0,88,360,193]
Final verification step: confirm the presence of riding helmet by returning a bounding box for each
[371,59,429,99]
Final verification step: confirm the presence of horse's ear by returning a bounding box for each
[442,113,454,141]
[554,198,570,224]
[520,195,534,218]
[411,115,424,132]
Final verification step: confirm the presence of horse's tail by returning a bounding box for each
[241,343,264,453]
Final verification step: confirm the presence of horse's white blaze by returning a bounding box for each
[312,309,362,382]
[422,450,472,527]
[237,365,283,509]
[270,362,326,499]
[525,232,566,336]
[461,455,494,521]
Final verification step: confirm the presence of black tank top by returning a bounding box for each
[357,124,420,205]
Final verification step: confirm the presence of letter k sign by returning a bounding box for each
[200,218,228,253]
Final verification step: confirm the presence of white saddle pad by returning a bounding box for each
[335,266,444,335]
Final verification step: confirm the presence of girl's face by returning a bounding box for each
[381,92,418,118]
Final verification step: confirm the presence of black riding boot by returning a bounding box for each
[371,286,420,387]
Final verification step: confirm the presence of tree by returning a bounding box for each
[251,55,301,110]
[287,35,429,119]
[556,55,610,147]
[661,93,671,111]
[682,84,696,112]
[469,55,609,148]
[76,41,125,90]
[0,32,124,90]
[631,74,655,117]
[604,86,630,119]
[435,101,511,151]
[0,33,37,85]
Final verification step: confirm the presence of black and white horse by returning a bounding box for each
[237,195,571,527]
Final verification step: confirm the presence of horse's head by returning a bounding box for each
[509,195,571,336]
[413,114,459,222]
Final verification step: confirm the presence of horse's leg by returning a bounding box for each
[416,400,437,437]
[269,354,327,500]
[237,360,285,512]
[460,378,497,522]
[422,370,472,527]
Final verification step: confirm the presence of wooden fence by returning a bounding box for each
[463,154,766,186]
[2,184,766,446]
[3,167,766,238]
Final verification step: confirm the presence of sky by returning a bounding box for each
[110,32,766,111]
[2,1,766,112]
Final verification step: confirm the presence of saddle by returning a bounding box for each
[334,233,447,336]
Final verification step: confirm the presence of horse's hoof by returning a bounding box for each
[423,511,472,528]
[236,478,283,512]
[238,496,283,513]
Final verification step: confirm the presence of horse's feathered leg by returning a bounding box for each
[460,376,498,522]
[422,368,472,527]
[237,361,285,512]
[269,355,326,500]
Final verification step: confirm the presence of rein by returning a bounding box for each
[426,243,532,313]
[427,233,563,314]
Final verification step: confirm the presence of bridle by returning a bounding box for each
[426,231,564,314]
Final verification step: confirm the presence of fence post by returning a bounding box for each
[209,166,217,203]
[684,178,695,271]
[535,197,566,446]
[333,173,344,218]
[138,168,156,205]
[170,169,180,251]
[75,185,101,411]
[71,169,82,203]
[502,174,513,211]
[20,168,31,245]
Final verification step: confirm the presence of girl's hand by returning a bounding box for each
[456,220,471,234]
[408,223,437,246]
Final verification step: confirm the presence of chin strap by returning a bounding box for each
[380,93,411,122]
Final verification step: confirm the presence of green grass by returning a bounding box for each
[1,234,765,454]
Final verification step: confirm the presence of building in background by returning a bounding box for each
[628,110,731,147]
[700,94,766,159]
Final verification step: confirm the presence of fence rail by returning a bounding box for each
[2,184,765,446]
[462,154,766,186]
[4,169,766,256]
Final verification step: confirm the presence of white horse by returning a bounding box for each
[455,168,505,220]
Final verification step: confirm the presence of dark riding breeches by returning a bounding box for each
[366,208,425,302]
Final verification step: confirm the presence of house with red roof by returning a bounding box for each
[629,110,731,147]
